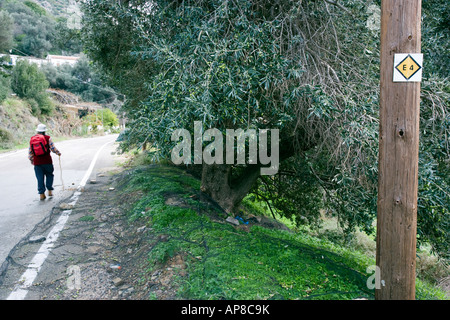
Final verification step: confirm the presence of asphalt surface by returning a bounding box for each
[0,134,119,275]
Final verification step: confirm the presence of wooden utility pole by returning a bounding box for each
[376,0,422,300]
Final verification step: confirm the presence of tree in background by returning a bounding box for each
[53,17,83,56]
[41,54,118,106]
[3,0,55,58]
[11,59,52,114]
[0,0,82,57]
[85,108,119,132]
[97,108,119,128]
[0,10,14,78]
[0,10,13,53]
[0,74,9,102]
[81,0,449,261]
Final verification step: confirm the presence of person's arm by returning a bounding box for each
[28,146,34,164]
[48,138,61,156]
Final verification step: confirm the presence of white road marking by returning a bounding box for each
[7,140,113,300]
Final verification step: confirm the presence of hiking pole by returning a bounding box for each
[59,155,65,191]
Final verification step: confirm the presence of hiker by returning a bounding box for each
[28,124,62,200]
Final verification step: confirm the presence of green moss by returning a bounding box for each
[121,164,447,300]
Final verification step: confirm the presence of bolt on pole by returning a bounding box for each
[376,0,422,300]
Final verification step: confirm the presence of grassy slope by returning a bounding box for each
[117,162,447,300]
[0,97,41,150]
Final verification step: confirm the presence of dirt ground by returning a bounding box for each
[0,160,301,301]
[0,164,184,300]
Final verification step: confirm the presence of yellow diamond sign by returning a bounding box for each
[396,55,421,79]
[393,53,423,82]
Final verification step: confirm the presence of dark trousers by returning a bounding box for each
[34,164,54,194]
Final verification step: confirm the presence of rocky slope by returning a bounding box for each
[0,95,84,150]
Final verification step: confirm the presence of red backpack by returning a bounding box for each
[30,135,49,156]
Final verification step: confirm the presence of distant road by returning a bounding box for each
[0,134,119,268]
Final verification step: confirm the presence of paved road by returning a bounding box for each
[0,134,120,269]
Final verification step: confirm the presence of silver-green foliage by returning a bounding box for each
[81,0,449,260]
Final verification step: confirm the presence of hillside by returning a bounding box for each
[0,91,106,151]
[34,0,73,18]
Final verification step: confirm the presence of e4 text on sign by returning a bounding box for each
[393,53,423,82]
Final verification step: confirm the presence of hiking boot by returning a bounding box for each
[48,190,53,197]
[40,194,46,201]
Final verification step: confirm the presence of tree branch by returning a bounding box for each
[323,0,352,16]
[253,190,277,220]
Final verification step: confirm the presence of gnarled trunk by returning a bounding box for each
[200,137,309,214]
[200,163,261,214]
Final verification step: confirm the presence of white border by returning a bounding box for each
[393,53,423,82]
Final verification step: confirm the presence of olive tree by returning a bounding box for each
[81,0,449,260]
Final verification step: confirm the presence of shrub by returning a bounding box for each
[11,60,53,115]
[0,75,10,103]
[0,127,13,149]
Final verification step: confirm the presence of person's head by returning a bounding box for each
[36,123,46,135]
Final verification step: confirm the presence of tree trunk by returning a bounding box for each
[199,137,302,214]
[198,127,318,215]
[200,163,261,214]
